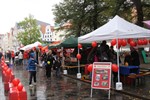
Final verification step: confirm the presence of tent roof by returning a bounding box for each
[48,36,91,49]
[78,15,150,43]
[60,36,78,48]
[20,41,42,51]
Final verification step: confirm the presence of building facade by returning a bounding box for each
[1,20,72,52]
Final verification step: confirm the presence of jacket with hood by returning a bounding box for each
[27,53,37,71]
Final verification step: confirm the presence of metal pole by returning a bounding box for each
[78,48,80,73]
[116,38,120,82]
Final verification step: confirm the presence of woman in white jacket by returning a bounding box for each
[18,52,23,65]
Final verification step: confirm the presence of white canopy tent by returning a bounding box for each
[78,15,150,43]
[20,41,42,51]
[78,15,150,90]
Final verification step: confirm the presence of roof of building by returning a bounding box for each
[36,20,50,26]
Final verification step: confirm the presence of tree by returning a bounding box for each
[53,0,109,37]
[17,15,42,46]
[53,0,150,37]
[111,0,150,26]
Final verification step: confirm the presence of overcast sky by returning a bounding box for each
[0,0,61,34]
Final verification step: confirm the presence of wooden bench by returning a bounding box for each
[62,65,85,75]
[63,65,85,69]
[128,72,150,86]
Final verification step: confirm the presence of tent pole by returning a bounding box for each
[78,48,80,73]
[116,38,120,82]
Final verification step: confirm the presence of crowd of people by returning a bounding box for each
[86,40,140,86]
[0,40,141,87]
[1,49,62,87]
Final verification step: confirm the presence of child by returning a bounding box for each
[27,53,37,87]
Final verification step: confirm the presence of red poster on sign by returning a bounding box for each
[91,62,111,89]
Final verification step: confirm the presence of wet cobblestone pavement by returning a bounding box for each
[0,64,149,100]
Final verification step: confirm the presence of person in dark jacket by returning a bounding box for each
[45,50,54,78]
[130,47,140,66]
[54,56,61,77]
[124,52,132,66]
[27,53,37,87]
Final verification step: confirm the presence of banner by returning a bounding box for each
[91,62,111,89]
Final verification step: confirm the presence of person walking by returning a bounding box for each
[23,51,29,66]
[11,51,15,64]
[27,53,37,87]
[45,50,54,78]
[54,56,62,78]
[18,52,23,65]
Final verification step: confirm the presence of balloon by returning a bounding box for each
[87,64,93,72]
[12,78,20,87]
[143,38,148,45]
[78,43,82,49]
[121,39,127,46]
[47,61,51,64]
[137,39,142,45]
[92,41,97,48]
[111,39,116,46]
[76,53,81,60]
[118,39,122,46]
[112,64,118,72]
[17,83,24,91]
[127,38,133,44]
[141,40,145,45]
[130,41,135,47]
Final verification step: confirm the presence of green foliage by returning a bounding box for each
[16,15,42,45]
[53,0,110,37]
[52,0,150,37]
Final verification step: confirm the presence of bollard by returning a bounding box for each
[10,72,15,82]
[8,87,27,100]
[3,73,10,83]
[8,87,19,100]
[3,72,15,93]
[18,87,27,100]
[4,82,9,93]
[2,70,5,82]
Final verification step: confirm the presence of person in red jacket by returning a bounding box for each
[23,51,29,66]
[11,51,15,64]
